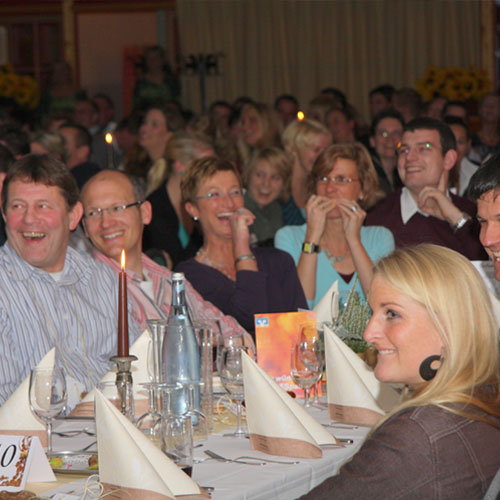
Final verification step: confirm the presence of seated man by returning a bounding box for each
[80,169,251,342]
[0,155,140,405]
[365,117,487,261]
[467,153,500,280]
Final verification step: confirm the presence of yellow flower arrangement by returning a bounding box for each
[416,65,491,103]
[0,64,40,110]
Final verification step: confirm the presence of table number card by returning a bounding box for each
[0,435,55,492]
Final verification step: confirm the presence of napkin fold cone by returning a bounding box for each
[242,351,339,459]
[0,348,55,446]
[324,326,400,426]
[71,330,150,417]
[95,390,208,500]
[314,281,339,326]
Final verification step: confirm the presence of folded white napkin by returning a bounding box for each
[314,281,339,326]
[324,326,400,426]
[0,348,55,446]
[71,330,150,417]
[242,351,339,458]
[95,390,208,499]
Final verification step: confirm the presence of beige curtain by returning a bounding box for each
[177,0,482,121]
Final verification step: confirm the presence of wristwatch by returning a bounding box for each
[452,213,471,233]
[302,241,321,254]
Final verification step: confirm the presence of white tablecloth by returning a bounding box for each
[38,405,369,500]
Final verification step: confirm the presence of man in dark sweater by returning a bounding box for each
[365,117,487,261]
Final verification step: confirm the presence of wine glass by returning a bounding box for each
[290,340,321,407]
[29,366,67,453]
[219,345,246,437]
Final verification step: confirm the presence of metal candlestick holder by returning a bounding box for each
[110,355,138,419]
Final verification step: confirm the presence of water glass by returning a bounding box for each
[29,366,67,452]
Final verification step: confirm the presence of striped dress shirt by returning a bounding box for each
[0,243,140,405]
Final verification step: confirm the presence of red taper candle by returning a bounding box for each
[117,249,129,357]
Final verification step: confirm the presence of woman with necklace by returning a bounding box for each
[275,143,394,308]
[176,157,307,338]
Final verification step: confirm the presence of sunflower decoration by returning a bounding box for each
[416,64,491,103]
[0,64,40,110]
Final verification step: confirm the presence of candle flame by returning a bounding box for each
[297,111,305,121]
[121,249,126,269]
[105,133,113,144]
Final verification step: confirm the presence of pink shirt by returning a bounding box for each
[93,250,252,346]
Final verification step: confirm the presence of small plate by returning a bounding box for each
[48,451,98,475]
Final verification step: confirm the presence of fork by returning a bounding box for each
[204,450,265,465]
[234,455,300,465]
[53,428,96,437]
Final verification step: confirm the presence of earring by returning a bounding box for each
[419,355,441,381]
[193,216,198,221]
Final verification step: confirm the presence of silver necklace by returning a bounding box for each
[323,246,346,266]
[196,248,235,280]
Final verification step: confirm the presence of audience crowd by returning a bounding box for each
[1,50,499,498]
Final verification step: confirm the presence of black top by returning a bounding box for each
[143,181,203,267]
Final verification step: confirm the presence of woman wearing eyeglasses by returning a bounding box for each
[275,143,394,308]
[176,157,307,338]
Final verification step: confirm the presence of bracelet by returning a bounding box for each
[452,213,471,233]
[235,254,256,265]
[302,241,321,254]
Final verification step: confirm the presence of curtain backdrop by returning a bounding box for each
[177,0,482,121]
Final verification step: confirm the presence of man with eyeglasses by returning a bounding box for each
[0,154,141,406]
[80,169,252,343]
[365,117,487,260]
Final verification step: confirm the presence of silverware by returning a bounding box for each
[54,428,96,437]
[204,450,265,465]
[235,455,300,465]
[323,423,359,430]
[337,438,353,444]
[78,440,97,452]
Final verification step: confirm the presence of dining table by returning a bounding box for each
[26,401,370,500]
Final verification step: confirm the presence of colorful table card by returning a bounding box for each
[0,435,55,492]
[255,311,317,393]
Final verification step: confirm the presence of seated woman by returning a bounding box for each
[143,131,215,267]
[275,142,394,307]
[176,157,307,338]
[281,119,332,225]
[243,147,292,246]
[302,244,500,499]
[369,109,404,194]
[236,102,282,166]
[122,105,184,186]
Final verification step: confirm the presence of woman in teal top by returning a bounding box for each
[275,142,394,308]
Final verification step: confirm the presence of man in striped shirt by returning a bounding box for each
[0,154,140,406]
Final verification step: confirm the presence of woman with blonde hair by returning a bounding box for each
[143,131,215,267]
[242,147,292,246]
[281,118,332,225]
[30,131,68,162]
[176,157,307,337]
[275,142,393,307]
[237,102,282,165]
[123,105,184,187]
[302,244,500,499]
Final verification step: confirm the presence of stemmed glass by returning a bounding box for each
[29,366,67,453]
[219,345,247,437]
[182,381,209,441]
[136,382,163,446]
[290,339,322,407]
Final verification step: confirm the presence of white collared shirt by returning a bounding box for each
[400,187,429,224]
[400,187,455,225]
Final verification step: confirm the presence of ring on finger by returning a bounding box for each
[350,205,357,212]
